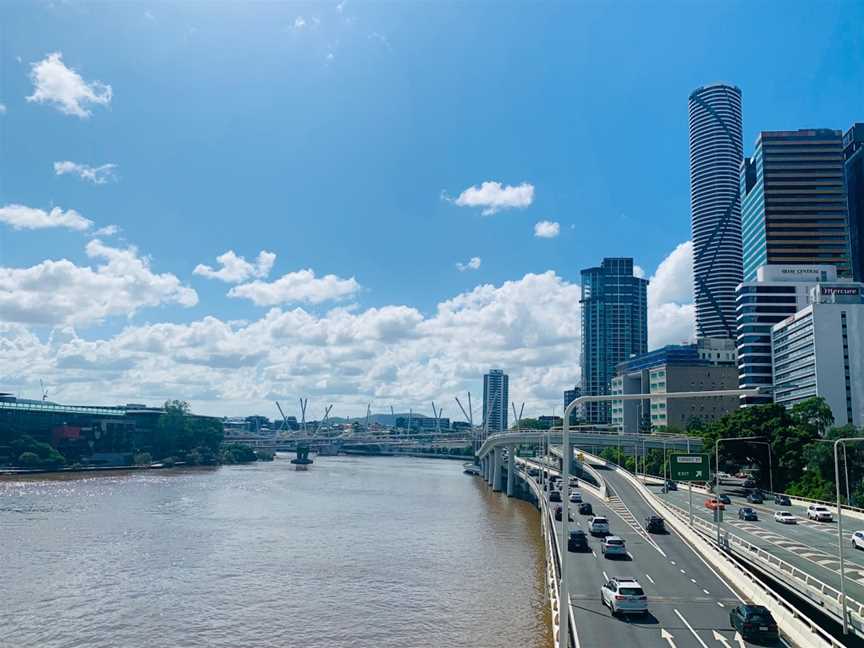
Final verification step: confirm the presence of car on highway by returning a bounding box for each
[853,531,864,551]
[568,529,589,552]
[589,516,610,536]
[579,502,593,516]
[718,494,731,505]
[746,491,764,504]
[774,511,796,524]
[569,491,583,503]
[729,604,779,642]
[549,490,562,502]
[554,506,573,522]
[743,478,756,489]
[600,578,647,616]
[807,504,833,522]
[664,480,677,491]
[705,498,725,511]
[645,515,666,533]
[774,494,791,506]
[570,477,579,487]
[601,535,627,558]
[528,467,539,477]
[738,507,758,521]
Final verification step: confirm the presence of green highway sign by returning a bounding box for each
[670,454,710,481]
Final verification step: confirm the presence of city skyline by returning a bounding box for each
[2,2,863,418]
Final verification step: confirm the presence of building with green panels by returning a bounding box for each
[741,129,852,282]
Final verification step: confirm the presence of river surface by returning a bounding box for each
[1,455,550,648]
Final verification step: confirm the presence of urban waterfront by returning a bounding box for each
[1,455,551,648]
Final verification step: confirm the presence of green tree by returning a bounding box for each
[11,435,66,468]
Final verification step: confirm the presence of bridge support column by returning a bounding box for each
[492,447,503,492]
[484,456,491,484]
[506,445,515,496]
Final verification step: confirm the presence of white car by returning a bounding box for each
[853,531,864,550]
[570,491,583,503]
[774,511,797,524]
[807,505,833,522]
[589,516,610,536]
[600,535,627,558]
[601,577,647,616]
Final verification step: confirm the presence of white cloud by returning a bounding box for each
[646,240,695,347]
[0,271,582,418]
[446,181,535,215]
[294,16,307,28]
[54,161,118,185]
[0,103,6,114]
[0,240,197,327]
[144,10,155,21]
[633,265,646,279]
[194,250,276,284]
[93,224,119,237]
[0,204,93,231]
[26,52,112,118]
[229,268,360,306]
[336,1,346,12]
[533,220,560,238]
[456,256,482,272]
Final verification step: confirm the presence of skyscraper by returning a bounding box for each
[580,258,648,424]
[844,123,864,282]
[482,369,508,434]
[741,129,852,281]
[689,83,744,339]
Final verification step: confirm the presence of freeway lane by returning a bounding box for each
[547,467,774,648]
[656,482,864,607]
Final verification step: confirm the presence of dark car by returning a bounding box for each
[568,529,589,552]
[774,494,791,506]
[549,490,562,502]
[743,478,756,489]
[738,507,758,521]
[579,502,593,515]
[665,480,677,491]
[718,494,732,505]
[554,506,573,522]
[747,492,764,504]
[729,604,779,642]
[645,515,666,533]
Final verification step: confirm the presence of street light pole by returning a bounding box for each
[714,435,765,546]
[833,437,864,635]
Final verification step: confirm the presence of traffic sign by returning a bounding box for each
[670,453,710,481]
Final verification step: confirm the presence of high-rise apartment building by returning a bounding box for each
[482,369,508,434]
[563,386,582,425]
[741,129,852,281]
[772,283,864,427]
[580,258,648,424]
[689,83,744,339]
[735,265,837,407]
[844,123,864,281]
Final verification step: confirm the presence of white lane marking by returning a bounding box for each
[680,569,686,574]
[627,552,634,560]
[645,573,656,584]
[674,608,710,648]
[690,578,697,584]
[591,549,597,558]
[717,601,725,607]
[603,570,609,581]
[660,628,677,647]
[670,561,676,565]
[713,630,733,648]
[703,589,710,595]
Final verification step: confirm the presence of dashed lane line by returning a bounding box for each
[674,608,711,648]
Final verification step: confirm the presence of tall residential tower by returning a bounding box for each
[482,369,509,434]
[689,83,744,339]
[580,258,648,424]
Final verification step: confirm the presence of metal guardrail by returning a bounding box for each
[587,454,854,646]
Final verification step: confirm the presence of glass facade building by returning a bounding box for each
[689,83,744,339]
[844,123,864,282]
[580,258,648,424]
[741,129,852,281]
[482,369,508,434]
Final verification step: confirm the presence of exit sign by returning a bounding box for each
[670,454,710,481]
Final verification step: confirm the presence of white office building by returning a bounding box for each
[735,265,838,407]
[771,283,864,427]
[482,369,509,434]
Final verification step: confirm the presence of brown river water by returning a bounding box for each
[1,455,551,648]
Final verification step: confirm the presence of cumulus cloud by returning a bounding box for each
[446,181,534,215]
[26,52,112,118]
[533,220,560,238]
[0,240,197,327]
[54,161,118,185]
[294,16,306,28]
[0,271,583,418]
[0,103,6,114]
[229,268,360,306]
[0,204,93,231]
[646,240,695,347]
[93,224,119,237]
[194,250,276,284]
[456,256,481,272]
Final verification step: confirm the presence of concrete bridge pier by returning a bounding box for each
[484,456,492,484]
[506,446,515,496]
[492,447,503,492]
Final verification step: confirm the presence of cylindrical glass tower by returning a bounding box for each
[688,83,744,339]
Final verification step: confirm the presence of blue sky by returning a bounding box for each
[1,1,862,419]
